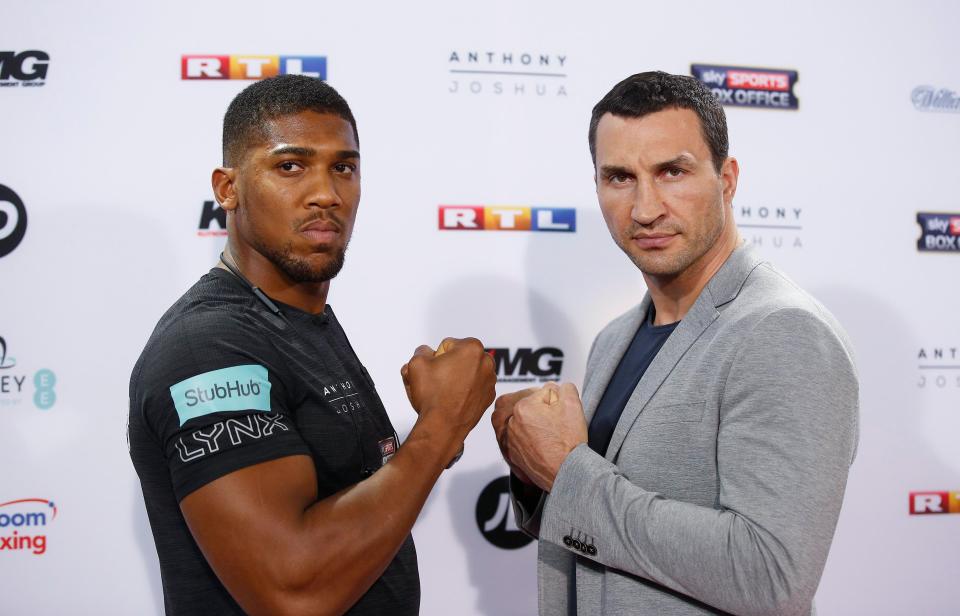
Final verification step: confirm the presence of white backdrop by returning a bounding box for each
[1,1,959,614]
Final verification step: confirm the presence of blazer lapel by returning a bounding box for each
[603,244,764,462]
[581,298,650,426]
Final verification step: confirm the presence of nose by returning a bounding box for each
[305,171,341,209]
[631,177,666,226]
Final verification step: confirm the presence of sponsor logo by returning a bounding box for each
[916,212,960,252]
[0,185,28,258]
[448,50,567,97]
[378,436,397,465]
[181,55,326,80]
[176,413,290,462]
[0,499,56,556]
[909,491,960,514]
[0,51,49,87]
[486,347,563,383]
[0,336,55,411]
[475,476,534,549]
[198,200,227,237]
[916,346,960,390]
[320,378,364,415]
[438,206,575,232]
[691,64,799,110]
[911,86,960,113]
[169,364,272,426]
[737,205,803,250]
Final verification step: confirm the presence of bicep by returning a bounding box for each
[180,454,318,614]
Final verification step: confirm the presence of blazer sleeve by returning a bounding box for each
[537,307,859,616]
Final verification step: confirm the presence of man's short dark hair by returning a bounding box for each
[588,71,728,173]
[222,74,358,166]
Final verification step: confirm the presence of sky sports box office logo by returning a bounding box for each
[181,55,326,80]
[909,491,960,515]
[916,212,960,252]
[439,206,575,232]
[691,64,798,110]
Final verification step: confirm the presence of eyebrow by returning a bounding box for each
[599,164,634,177]
[268,146,360,160]
[654,153,697,170]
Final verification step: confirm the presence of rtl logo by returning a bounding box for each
[486,347,563,383]
[0,51,49,86]
[181,55,326,80]
[439,206,576,232]
[909,491,960,514]
[198,200,227,237]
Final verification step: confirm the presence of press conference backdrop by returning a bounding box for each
[2,1,958,613]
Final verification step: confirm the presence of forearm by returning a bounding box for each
[540,446,848,616]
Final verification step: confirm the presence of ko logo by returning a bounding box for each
[475,475,534,549]
[0,185,27,258]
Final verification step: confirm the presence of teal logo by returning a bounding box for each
[169,364,271,426]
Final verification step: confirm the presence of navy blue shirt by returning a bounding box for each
[588,306,679,456]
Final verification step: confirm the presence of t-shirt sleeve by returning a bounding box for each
[136,309,311,501]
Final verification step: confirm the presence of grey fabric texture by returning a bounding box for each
[511,244,859,616]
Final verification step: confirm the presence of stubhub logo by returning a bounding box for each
[181,55,326,80]
[439,206,576,232]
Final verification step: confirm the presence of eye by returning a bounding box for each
[606,173,632,185]
[663,167,685,179]
[278,161,303,173]
[333,162,357,175]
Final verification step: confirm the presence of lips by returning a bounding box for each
[299,219,340,244]
[632,233,677,249]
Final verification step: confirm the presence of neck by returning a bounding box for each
[222,242,330,315]
[643,227,740,326]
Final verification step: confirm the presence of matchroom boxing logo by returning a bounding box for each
[438,206,576,232]
[691,64,799,110]
[0,499,57,556]
[181,55,326,80]
[0,185,27,258]
[916,212,960,252]
[475,476,534,549]
[909,491,960,515]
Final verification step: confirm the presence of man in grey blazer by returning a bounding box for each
[492,71,859,615]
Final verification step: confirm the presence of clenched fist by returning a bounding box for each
[400,338,496,464]
[493,382,588,492]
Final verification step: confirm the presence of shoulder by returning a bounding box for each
[130,272,279,401]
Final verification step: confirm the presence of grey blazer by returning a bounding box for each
[512,245,859,616]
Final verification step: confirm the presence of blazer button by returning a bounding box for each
[563,535,573,547]
[571,539,582,551]
[586,544,597,556]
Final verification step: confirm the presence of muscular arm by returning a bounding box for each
[181,338,494,616]
[537,309,859,616]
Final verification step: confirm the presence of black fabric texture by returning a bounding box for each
[129,268,419,615]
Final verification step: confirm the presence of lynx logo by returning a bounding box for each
[198,200,227,237]
[691,64,798,110]
[909,491,960,514]
[475,476,534,549]
[0,51,49,87]
[916,212,960,252]
[181,55,326,80]
[439,206,575,232]
[0,185,27,258]
[486,347,563,383]
[176,413,290,462]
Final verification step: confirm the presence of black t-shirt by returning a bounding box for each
[588,306,679,456]
[128,268,419,615]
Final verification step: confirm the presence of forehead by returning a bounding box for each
[254,110,358,154]
[594,108,708,163]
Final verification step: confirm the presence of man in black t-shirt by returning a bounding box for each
[129,75,496,615]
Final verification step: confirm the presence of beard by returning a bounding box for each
[256,240,347,283]
[616,202,725,278]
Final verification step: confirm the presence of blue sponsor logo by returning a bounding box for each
[170,364,271,426]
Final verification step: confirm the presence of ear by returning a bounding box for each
[211,167,238,211]
[720,156,739,207]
